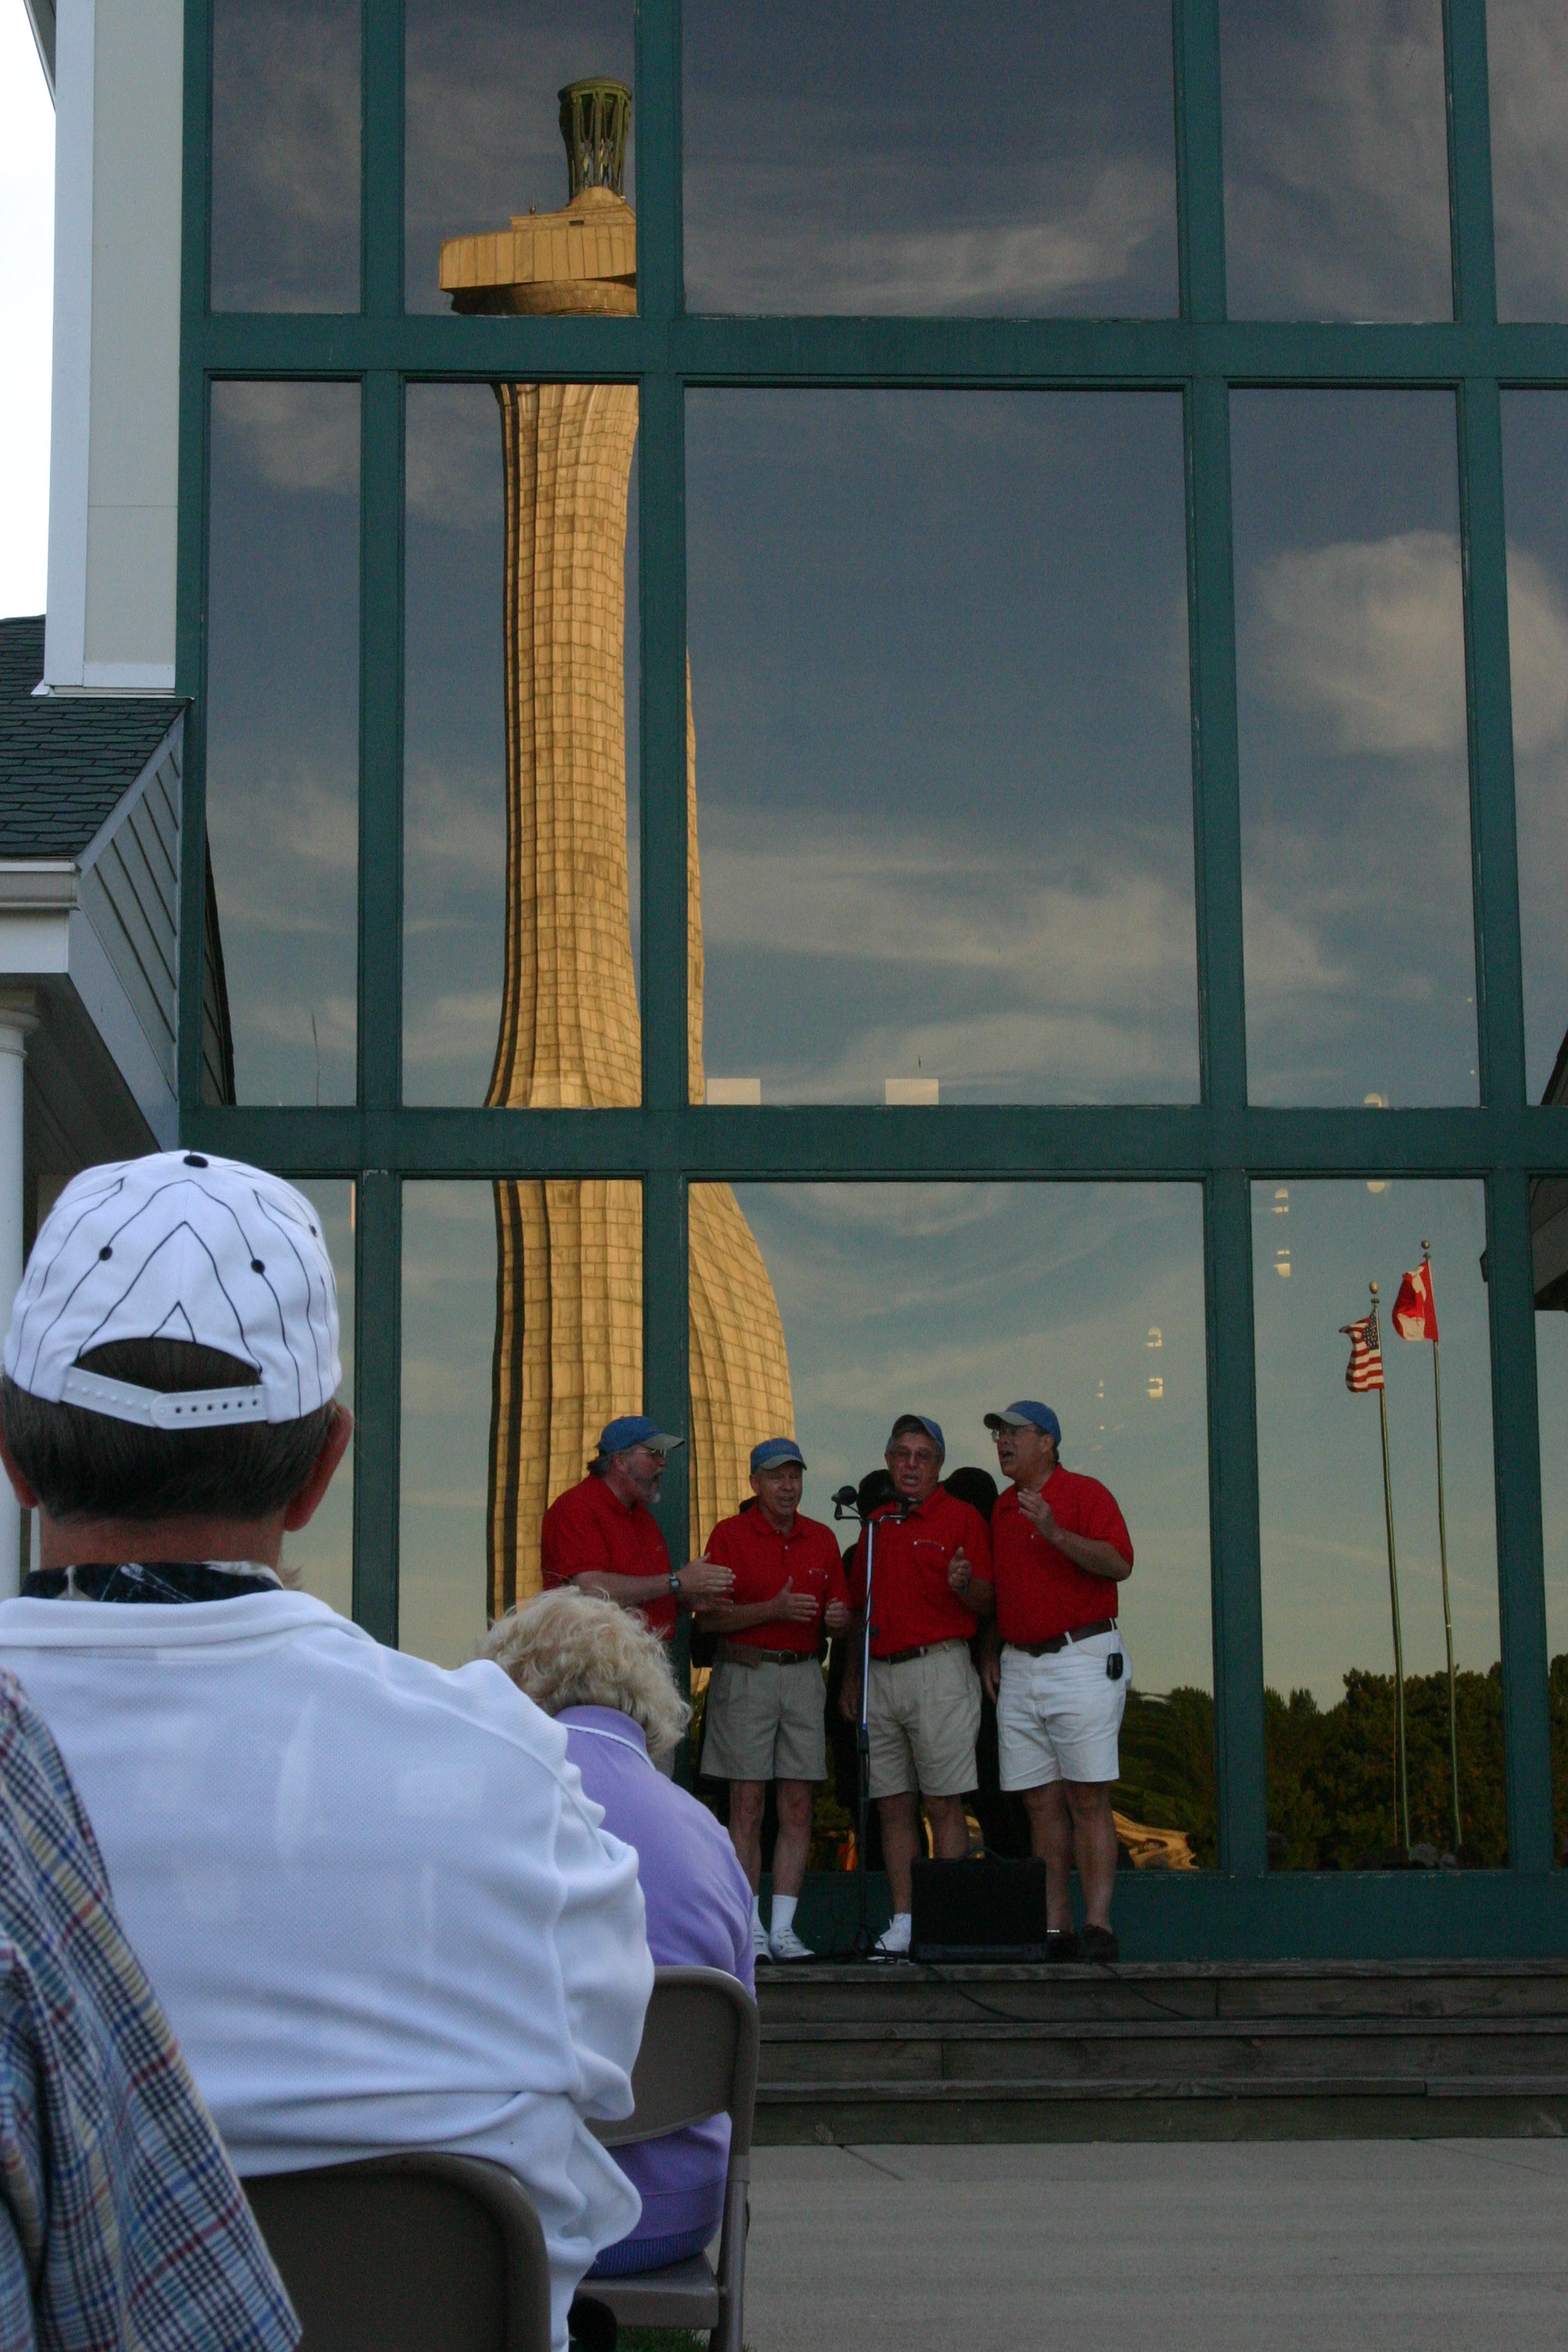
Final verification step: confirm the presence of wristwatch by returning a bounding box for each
[668,1569,681,1595]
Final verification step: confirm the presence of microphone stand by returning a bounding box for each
[833,1485,912,1959]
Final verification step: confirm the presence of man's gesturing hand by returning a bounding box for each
[773,1577,820,1625]
[948,1546,974,1595]
[1018,1487,1059,1543]
[824,1599,851,1636]
[678,1556,735,1601]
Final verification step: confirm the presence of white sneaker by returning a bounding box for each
[752,1918,772,1962]
[769,1925,815,1963]
[873,1916,911,1958]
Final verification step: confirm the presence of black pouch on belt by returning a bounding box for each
[1106,1651,1124,1681]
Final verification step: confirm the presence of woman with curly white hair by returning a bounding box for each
[484,1588,753,2278]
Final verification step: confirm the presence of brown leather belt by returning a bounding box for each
[716,1640,817,1668]
[874,1638,965,1667]
[1007,1618,1116,1658]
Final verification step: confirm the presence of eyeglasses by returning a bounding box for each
[888,1446,937,1465]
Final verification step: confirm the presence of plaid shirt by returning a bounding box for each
[0,1671,298,2352]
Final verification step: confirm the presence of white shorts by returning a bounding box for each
[997,1631,1129,1790]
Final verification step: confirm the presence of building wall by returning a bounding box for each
[44,0,182,694]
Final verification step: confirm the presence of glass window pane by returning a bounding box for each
[206,384,359,1106]
[1500,394,1568,1102]
[1489,0,1568,319]
[399,1178,642,1667]
[707,1181,1215,1867]
[210,0,360,312]
[1233,391,1478,1106]
[1538,1187,1568,1861]
[1255,1179,1502,1869]
[403,385,640,1106]
[286,1181,354,1619]
[1220,0,1451,321]
[687,392,1199,1106]
[406,0,635,314]
[683,0,1177,318]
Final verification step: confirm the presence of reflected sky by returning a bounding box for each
[1489,0,1568,320]
[687,391,1198,1106]
[1500,394,1568,1102]
[402,386,640,1105]
[1233,391,1478,1106]
[405,0,634,312]
[400,1183,501,1668]
[682,0,1176,317]
[210,0,359,312]
[206,384,359,1106]
[284,1181,354,1620]
[1543,1313,1568,1668]
[725,1181,1212,1696]
[1255,1179,1498,1710]
[1220,0,1451,321]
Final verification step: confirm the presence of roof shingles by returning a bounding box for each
[0,618,185,860]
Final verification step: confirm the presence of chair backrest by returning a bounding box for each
[243,2151,552,2352]
[590,1965,760,2161]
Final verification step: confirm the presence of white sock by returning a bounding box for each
[893,1912,911,1931]
[750,1895,764,1932]
[771,1893,798,1937]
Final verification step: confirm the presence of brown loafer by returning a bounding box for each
[1045,1929,1080,1962]
[1079,1923,1119,1962]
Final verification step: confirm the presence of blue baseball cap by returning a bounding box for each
[888,1413,945,1456]
[750,1437,806,1473]
[596,1415,684,1457]
[984,1400,1061,1443]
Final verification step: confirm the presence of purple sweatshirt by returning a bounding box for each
[559,1707,754,2251]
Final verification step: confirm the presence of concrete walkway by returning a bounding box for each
[746,2138,1568,2350]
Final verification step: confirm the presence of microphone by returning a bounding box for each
[831,1485,859,1512]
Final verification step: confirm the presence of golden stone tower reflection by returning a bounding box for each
[442,80,793,1617]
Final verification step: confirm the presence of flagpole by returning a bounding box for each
[1370,1281,1410,1856]
[1425,1241,1462,1856]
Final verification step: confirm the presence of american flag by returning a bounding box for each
[1341,1308,1384,1393]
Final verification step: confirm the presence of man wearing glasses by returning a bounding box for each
[541,1416,735,1651]
[839,1415,992,1958]
[981,1401,1134,1962]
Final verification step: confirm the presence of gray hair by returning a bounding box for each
[482,1586,691,1761]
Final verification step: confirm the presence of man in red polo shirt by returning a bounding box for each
[838,1414,992,1958]
[981,1400,1134,1962]
[541,1416,734,1647]
[695,1439,851,1965]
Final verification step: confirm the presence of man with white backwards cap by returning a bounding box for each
[0,1150,653,2352]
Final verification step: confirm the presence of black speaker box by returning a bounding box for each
[910,1856,1053,1961]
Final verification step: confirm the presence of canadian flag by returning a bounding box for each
[1393,1259,1439,1343]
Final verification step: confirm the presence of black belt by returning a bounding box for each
[1007,1618,1116,1657]
[716,1641,818,1668]
[874,1638,965,1667]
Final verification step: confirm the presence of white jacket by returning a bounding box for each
[0,1590,652,2352]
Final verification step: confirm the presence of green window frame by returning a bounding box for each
[175,0,1568,1952]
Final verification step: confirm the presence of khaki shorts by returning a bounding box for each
[701,1654,828,1783]
[867,1641,982,1800]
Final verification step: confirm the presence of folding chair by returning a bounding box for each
[582,1964,760,2352]
[243,2150,552,2352]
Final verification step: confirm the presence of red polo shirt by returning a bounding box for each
[540,1472,678,1638]
[851,1488,991,1657]
[704,1508,850,1654]
[991,1465,1132,1645]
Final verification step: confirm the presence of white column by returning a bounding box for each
[0,996,38,1599]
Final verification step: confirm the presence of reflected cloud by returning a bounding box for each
[688,155,1173,316]
[1488,0,1568,318]
[702,807,1198,1101]
[1220,0,1450,320]
[211,0,359,309]
[1250,530,1465,757]
[214,385,360,499]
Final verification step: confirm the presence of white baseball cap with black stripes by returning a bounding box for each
[4,1152,341,1431]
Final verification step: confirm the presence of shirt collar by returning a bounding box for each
[558,1704,653,1763]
